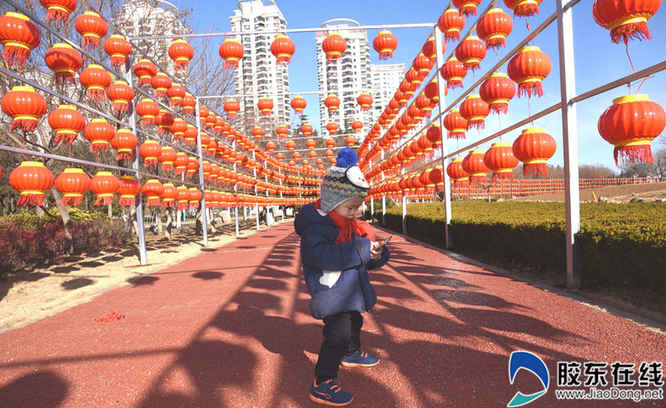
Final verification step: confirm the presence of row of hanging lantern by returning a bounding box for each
[0,8,319,207]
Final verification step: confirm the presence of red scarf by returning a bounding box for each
[315,200,375,243]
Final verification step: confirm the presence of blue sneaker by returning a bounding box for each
[309,378,353,406]
[341,350,380,367]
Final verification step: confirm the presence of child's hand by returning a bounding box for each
[370,241,382,260]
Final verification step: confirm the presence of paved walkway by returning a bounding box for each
[0,222,664,407]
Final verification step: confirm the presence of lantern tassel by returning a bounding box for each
[492,172,514,182]
[11,118,38,132]
[143,158,158,167]
[140,117,154,127]
[490,103,509,115]
[119,196,136,207]
[81,36,101,50]
[155,89,167,97]
[518,82,544,98]
[162,200,175,209]
[157,127,170,135]
[45,8,71,25]
[110,56,127,70]
[161,163,174,173]
[178,201,189,210]
[94,194,114,206]
[447,80,464,90]
[55,72,76,85]
[139,76,152,87]
[224,60,239,69]
[116,151,133,161]
[190,202,199,208]
[146,197,161,207]
[3,45,31,66]
[90,142,109,153]
[614,144,654,165]
[523,163,549,177]
[445,32,461,42]
[86,88,106,103]
[60,195,83,206]
[515,4,540,17]
[113,102,129,115]
[17,192,45,207]
[467,120,486,130]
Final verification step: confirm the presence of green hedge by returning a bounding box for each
[0,208,132,276]
[370,201,666,292]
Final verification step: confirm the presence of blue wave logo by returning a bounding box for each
[507,351,550,407]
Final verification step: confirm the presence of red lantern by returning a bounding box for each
[357,92,373,110]
[188,187,202,208]
[285,140,296,150]
[133,58,157,87]
[326,122,339,135]
[9,161,54,206]
[182,93,196,115]
[508,46,551,98]
[79,64,112,102]
[447,158,469,186]
[512,128,557,176]
[90,171,119,206]
[75,11,108,49]
[440,56,467,89]
[151,72,172,97]
[40,0,77,24]
[186,156,199,178]
[84,118,114,152]
[462,150,489,184]
[139,140,161,167]
[219,38,244,68]
[168,84,186,107]
[351,120,363,133]
[271,34,295,65]
[169,39,194,71]
[252,126,265,141]
[484,142,519,181]
[373,30,398,59]
[293,151,302,162]
[480,72,516,115]
[106,80,134,115]
[437,9,465,42]
[0,12,41,66]
[157,109,174,135]
[303,138,315,150]
[323,138,334,149]
[322,32,347,62]
[594,0,662,44]
[159,146,177,173]
[171,118,187,141]
[160,183,176,208]
[136,98,160,127]
[184,124,197,145]
[174,152,188,174]
[276,124,289,139]
[142,179,163,207]
[444,109,468,139]
[111,128,137,161]
[455,36,486,71]
[477,8,513,49]
[453,0,482,16]
[117,176,140,207]
[598,94,665,164]
[291,96,307,115]
[265,141,277,153]
[48,105,85,145]
[1,86,46,133]
[345,135,356,147]
[413,53,433,78]
[422,36,436,59]
[427,124,442,146]
[257,97,273,115]
[44,43,82,84]
[416,93,434,117]
[224,98,240,119]
[55,168,90,206]
[503,0,543,17]
[276,152,285,161]
[425,78,444,103]
[460,94,490,129]
[103,34,131,69]
[324,94,340,112]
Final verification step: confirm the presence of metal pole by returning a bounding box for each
[253,151,259,231]
[381,150,386,226]
[279,167,285,221]
[369,160,374,220]
[557,0,581,288]
[233,140,240,237]
[194,98,209,246]
[434,26,452,248]
[401,167,407,234]
[128,68,147,265]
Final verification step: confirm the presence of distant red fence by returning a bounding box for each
[451,177,663,199]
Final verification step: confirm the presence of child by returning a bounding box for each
[294,147,390,406]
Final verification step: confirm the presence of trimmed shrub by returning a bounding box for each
[369,201,666,293]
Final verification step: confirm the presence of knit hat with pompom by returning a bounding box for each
[320,147,370,212]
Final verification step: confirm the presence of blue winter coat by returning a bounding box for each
[294,203,390,320]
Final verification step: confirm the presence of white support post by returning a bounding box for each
[557,0,581,288]
[401,167,407,234]
[194,98,209,246]
[253,150,259,231]
[127,68,147,265]
[370,159,374,220]
[233,139,240,237]
[434,26,452,249]
[381,150,386,226]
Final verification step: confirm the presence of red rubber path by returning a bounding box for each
[1,222,664,407]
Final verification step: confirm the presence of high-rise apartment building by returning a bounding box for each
[315,19,371,140]
[369,63,405,125]
[230,0,290,135]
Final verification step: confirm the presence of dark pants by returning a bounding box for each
[314,311,363,382]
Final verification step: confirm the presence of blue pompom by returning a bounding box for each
[336,147,358,168]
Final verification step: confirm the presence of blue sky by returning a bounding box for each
[172,0,666,170]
